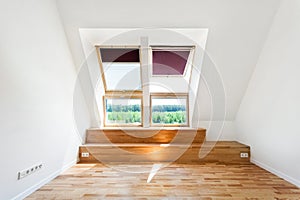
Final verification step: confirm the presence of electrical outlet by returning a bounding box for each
[240,152,249,158]
[81,152,89,157]
[18,163,43,180]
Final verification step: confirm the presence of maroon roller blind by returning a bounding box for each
[152,50,190,75]
[100,48,140,62]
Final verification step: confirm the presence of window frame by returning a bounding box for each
[96,45,143,93]
[150,93,189,127]
[150,46,195,77]
[103,94,143,127]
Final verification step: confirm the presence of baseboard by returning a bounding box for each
[251,158,300,188]
[12,159,77,200]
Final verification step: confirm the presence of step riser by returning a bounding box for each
[86,129,206,144]
[79,143,250,164]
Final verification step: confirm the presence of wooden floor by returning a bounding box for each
[26,163,300,200]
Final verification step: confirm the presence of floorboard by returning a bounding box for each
[26,163,300,199]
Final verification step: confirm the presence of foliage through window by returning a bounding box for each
[151,94,188,126]
[104,97,142,126]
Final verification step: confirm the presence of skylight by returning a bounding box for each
[98,47,141,91]
[96,45,198,127]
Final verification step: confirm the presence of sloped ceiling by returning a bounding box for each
[56,0,281,121]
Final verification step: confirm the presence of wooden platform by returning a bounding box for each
[26,163,300,199]
[85,128,206,144]
[79,129,250,164]
[196,141,251,164]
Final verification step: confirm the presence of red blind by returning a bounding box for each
[152,50,190,75]
[100,48,140,62]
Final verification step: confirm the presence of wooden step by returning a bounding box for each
[79,143,200,163]
[177,141,250,164]
[78,141,250,164]
[86,128,206,144]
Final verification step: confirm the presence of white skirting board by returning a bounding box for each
[251,158,300,188]
[12,159,77,200]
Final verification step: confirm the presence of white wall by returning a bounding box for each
[236,0,300,187]
[0,0,88,199]
[198,121,236,141]
[56,0,280,126]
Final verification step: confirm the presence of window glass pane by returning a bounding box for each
[105,98,142,125]
[103,62,141,90]
[151,96,187,125]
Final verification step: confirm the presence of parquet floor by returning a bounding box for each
[26,163,300,200]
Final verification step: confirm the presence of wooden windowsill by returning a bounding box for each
[88,127,205,131]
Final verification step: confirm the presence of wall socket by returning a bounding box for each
[240,152,249,158]
[81,152,89,157]
[18,163,43,180]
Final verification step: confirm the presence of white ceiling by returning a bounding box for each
[56,0,281,121]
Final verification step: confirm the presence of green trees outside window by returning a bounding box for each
[105,95,188,126]
[105,98,141,125]
[151,96,188,125]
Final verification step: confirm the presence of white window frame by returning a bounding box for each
[96,45,143,93]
